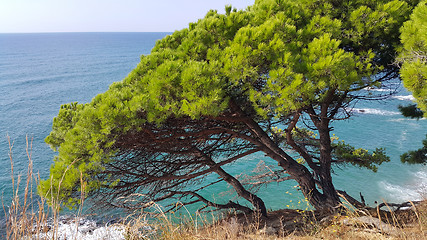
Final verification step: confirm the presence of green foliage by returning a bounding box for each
[399,0,427,117]
[398,104,425,118]
[401,135,427,164]
[333,142,390,172]
[399,1,427,165]
[45,102,84,151]
[39,0,419,208]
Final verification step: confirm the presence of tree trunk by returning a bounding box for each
[241,114,329,211]
[230,100,341,212]
[314,110,341,210]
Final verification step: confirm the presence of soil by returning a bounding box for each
[221,201,426,237]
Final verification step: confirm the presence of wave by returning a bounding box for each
[379,170,427,203]
[29,216,153,240]
[392,95,416,101]
[363,87,394,92]
[351,108,400,116]
[387,117,426,122]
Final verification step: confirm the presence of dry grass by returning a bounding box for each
[118,199,426,240]
[2,135,52,239]
[197,203,427,240]
[2,136,85,240]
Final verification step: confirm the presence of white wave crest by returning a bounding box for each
[351,108,400,116]
[392,95,416,101]
[32,216,153,240]
[388,117,426,122]
[364,87,394,92]
[379,170,427,203]
[379,181,423,202]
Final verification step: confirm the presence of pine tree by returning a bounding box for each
[39,0,420,215]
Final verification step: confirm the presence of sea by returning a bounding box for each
[0,32,426,238]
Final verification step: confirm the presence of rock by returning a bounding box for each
[342,216,398,235]
[258,226,278,235]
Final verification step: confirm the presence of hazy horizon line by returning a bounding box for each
[0,31,174,34]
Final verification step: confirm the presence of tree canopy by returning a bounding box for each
[399,0,427,164]
[39,0,420,216]
[400,0,427,116]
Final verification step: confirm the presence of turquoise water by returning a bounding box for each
[0,33,426,221]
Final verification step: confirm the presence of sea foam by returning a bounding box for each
[351,108,400,116]
[379,170,427,203]
[364,87,395,92]
[392,95,416,101]
[31,216,153,240]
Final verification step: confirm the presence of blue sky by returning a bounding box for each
[0,0,255,33]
